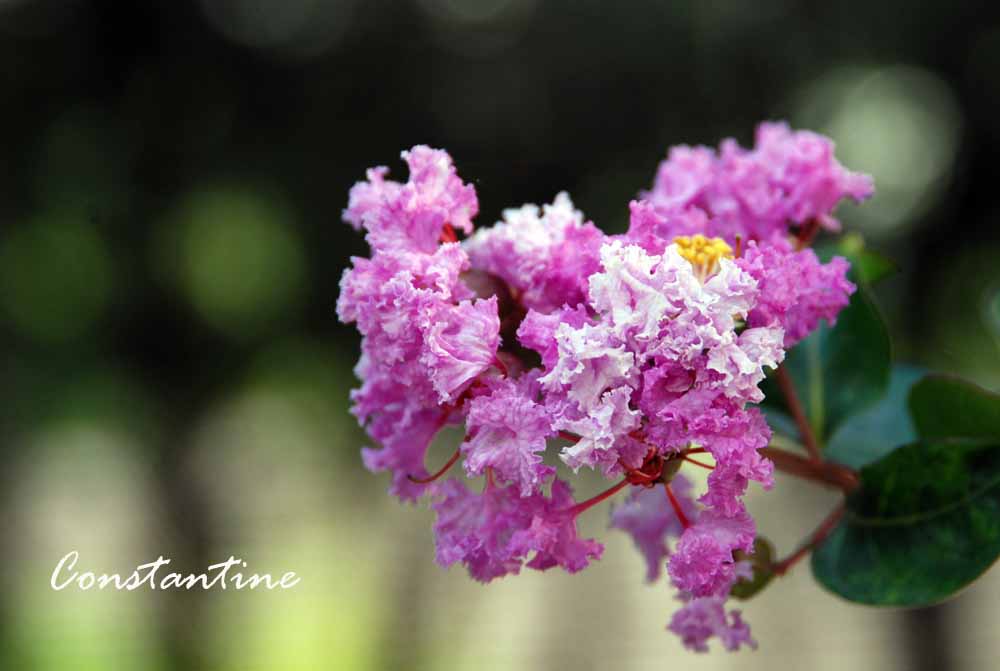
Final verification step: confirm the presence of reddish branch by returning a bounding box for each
[664,482,691,529]
[408,448,462,484]
[761,446,858,493]
[568,478,631,516]
[682,455,715,470]
[774,365,823,463]
[771,502,845,575]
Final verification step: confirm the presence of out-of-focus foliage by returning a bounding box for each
[764,286,892,440]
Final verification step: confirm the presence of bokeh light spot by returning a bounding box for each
[416,0,535,56]
[417,0,534,25]
[0,216,113,343]
[160,187,307,339]
[185,375,379,670]
[793,65,962,237]
[200,0,355,60]
[7,422,168,670]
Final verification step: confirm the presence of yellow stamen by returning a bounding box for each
[673,234,733,278]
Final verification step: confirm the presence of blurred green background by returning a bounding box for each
[1,1,999,669]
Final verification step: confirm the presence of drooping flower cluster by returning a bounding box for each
[337,124,872,652]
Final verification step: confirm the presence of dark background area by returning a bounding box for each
[1,1,998,670]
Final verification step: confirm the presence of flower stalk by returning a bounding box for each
[773,365,823,463]
[408,447,462,484]
[771,502,845,575]
[567,478,631,516]
[664,481,692,529]
[760,446,859,493]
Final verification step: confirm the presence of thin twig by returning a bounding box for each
[774,365,823,463]
[664,482,691,529]
[761,446,859,493]
[567,478,630,517]
[408,448,462,484]
[682,456,715,470]
[772,502,845,575]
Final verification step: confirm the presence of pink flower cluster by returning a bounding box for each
[337,125,872,652]
[641,121,872,241]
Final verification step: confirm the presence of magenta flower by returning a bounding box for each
[344,145,478,253]
[431,476,603,582]
[642,121,873,242]
[737,237,856,346]
[465,192,605,312]
[669,596,756,652]
[462,374,556,496]
[338,125,872,652]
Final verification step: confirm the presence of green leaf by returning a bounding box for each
[730,537,776,600]
[765,284,891,440]
[825,365,925,469]
[909,375,1000,441]
[811,438,1000,606]
[850,250,896,286]
[816,233,897,285]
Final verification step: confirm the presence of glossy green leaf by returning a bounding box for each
[812,438,1000,606]
[730,537,776,600]
[765,284,891,440]
[909,375,1000,441]
[825,364,925,468]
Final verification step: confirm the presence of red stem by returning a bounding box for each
[408,448,462,484]
[774,365,823,463]
[682,456,715,470]
[664,482,691,529]
[567,478,630,517]
[772,502,845,575]
[761,446,858,492]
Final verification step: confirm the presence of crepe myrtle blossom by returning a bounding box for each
[337,127,872,652]
[640,121,873,243]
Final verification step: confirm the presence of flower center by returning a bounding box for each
[673,234,733,278]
